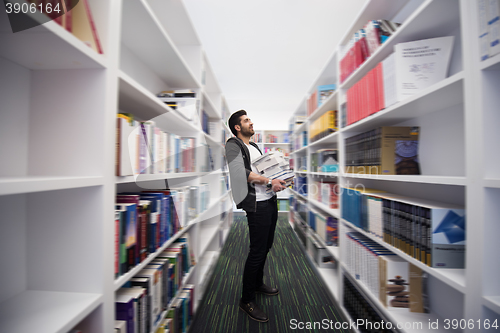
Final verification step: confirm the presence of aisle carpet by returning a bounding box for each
[188,214,348,333]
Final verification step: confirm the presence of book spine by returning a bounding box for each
[115,212,119,278]
[81,0,103,54]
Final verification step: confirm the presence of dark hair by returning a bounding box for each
[228,110,247,137]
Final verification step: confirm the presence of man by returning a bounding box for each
[225,110,287,323]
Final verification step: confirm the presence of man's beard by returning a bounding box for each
[241,127,254,137]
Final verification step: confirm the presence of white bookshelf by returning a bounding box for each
[0,0,233,332]
[288,0,500,330]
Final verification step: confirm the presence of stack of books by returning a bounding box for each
[251,151,294,193]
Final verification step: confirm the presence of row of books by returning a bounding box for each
[310,180,339,210]
[263,147,289,155]
[116,114,197,177]
[308,208,338,247]
[477,0,500,61]
[306,84,336,116]
[157,90,198,124]
[345,126,420,175]
[341,187,466,268]
[346,36,454,126]
[346,61,386,126]
[115,186,209,277]
[293,175,307,196]
[33,0,103,54]
[343,276,390,333]
[344,232,429,313]
[292,131,308,151]
[251,133,262,143]
[292,211,308,247]
[221,127,231,145]
[292,196,308,224]
[306,231,337,269]
[311,149,338,173]
[290,200,338,269]
[116,239,194,333]
[200,110,218,137]
[199,143,215,173]
[340,19,400,83]
[264,133,289,143]
[309,110,338,143]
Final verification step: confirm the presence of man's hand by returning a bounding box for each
[271,179,287,192]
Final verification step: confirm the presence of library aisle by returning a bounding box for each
[189,214,348,333]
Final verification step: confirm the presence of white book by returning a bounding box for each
[129,120,140,175]
[143,121,155,174]
[162,132,168,173]
[115,320,127,333]
[395,36,454,102]
[117,116,133,176]
[135,268,162,328]
[487,0,500,56]
[477,0,491,60]
[382,52,397,108]
[117,287,146,333]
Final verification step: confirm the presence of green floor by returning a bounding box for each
[188,214,348,333]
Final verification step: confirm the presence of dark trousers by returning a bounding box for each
[241,195,278,303]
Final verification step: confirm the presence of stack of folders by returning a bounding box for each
[251,151,294,194]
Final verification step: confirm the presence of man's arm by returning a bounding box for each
[247,171,286,192]
[225,139,250,205]
[225,139,286,194]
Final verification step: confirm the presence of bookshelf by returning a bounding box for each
[288,0,500,331]
[0,0,232,332]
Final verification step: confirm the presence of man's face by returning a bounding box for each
[238,115,254,137]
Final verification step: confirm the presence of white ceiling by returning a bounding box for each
[183,0,367,130]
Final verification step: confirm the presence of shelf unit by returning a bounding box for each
[0,0,233,332]
[288,0,500,331]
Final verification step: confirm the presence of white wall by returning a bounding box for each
[183,0,367,130]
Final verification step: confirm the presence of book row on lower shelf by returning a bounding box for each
[115,185,210,278]
[292,195,339,246]
[344,231,429,314]
[293,148,339,174]
[341,187,466,268]
[117,113,218,177]
[309,179,339,209]
[290,210,337,270]
[343,275,395,333]
[345,126,420,175]
[116,238,194,333]
[292,131,308,151]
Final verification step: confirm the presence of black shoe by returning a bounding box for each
[256,283,279,296]
[239,300,269,322]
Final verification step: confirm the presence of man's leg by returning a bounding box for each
[241,199,273,302]
[256,196,279,294]
[239,199,274,322]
